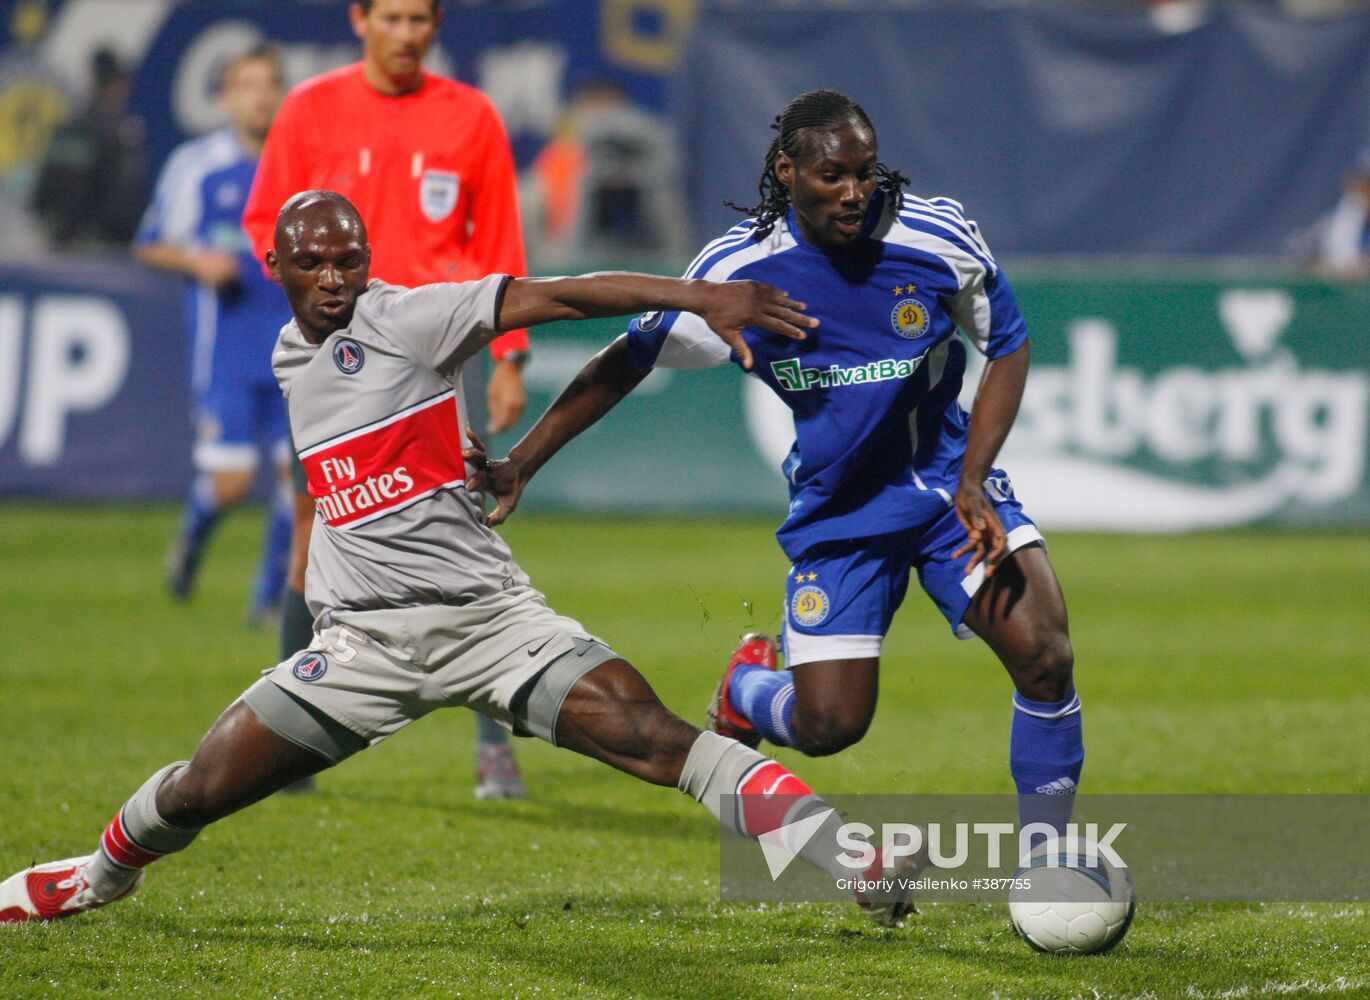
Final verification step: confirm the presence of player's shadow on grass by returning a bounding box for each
[325,787,717,844]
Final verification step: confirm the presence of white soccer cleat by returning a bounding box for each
[0,856,142,923]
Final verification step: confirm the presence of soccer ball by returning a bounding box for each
[1008,839,1136,955]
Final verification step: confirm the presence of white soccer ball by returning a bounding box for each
[1008,839,1136,955]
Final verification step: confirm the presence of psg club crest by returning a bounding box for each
[419,169,460,223]
[891,298,930,339]
[790,585,830,627]
[292,652,328,682]
[332,339,365,374]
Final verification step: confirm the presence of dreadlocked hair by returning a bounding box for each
[726,89,909,240]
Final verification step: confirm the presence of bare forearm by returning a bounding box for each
[498,273,719,331]
[960,341,1030,486]
[135,243,238,288]
[133,243,199,279]
[508,336,646,479]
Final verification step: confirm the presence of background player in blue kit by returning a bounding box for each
[135,47,292,622]
[476,90,1083,827]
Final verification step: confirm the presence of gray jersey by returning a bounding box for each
[273,275,527,618]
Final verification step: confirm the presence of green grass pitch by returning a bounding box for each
[1,504,1366,998]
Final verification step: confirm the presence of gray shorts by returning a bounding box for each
[241,585,618,764]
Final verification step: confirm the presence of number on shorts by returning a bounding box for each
[327,626,366,664]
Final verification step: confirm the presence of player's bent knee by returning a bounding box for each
[158,764,226,828]
[793,711,871,757]
[636,711,700,783]
[1012,633,1074,700]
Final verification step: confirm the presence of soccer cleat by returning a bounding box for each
[0,856,143,923]
[706,633,777,749]
[474,743,528,800]
[853,837,930,929]
[164,540,198,600]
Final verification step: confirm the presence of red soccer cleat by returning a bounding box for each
[706,632,779,749]
[0,856,142,923]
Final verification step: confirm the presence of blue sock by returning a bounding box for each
[730,665,798,748]
[169,473,222,594]
[250,483,292,615]
[1010,689,1084,835]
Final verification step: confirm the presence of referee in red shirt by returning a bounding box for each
[243,0,531,798]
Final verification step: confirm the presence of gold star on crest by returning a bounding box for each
[794,572,806,583]
[893,285,904,296]
[806,571,818,582]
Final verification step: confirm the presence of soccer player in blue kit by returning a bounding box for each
[135,47,293,621]
[475,91,1084,822]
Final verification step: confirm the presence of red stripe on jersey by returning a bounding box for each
[302,392,465,529]
[101,810,162,869]
[735,761,814,837]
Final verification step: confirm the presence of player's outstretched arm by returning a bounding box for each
[495,273,814,371]
[468,335,647,527]
[952,339,1031,578]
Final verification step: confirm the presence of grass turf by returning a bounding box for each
[1,504,1366,998]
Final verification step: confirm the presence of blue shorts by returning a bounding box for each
[193,370,289,473]
[780,476,1043,666]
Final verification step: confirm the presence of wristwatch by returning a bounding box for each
[498,350,530,370]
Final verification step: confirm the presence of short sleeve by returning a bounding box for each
[135,144,205,248]
[624,309,733,371]
[372,274,511,376]
[947,267,1028,359]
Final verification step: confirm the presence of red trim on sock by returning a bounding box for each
[735,761,813,837]
[100,810,162,869]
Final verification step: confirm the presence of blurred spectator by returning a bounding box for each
[0,2,68,262]
[523,79,690,267]
[1290,149,1370,280]
[133,46,293,623]
[30,48,146,250]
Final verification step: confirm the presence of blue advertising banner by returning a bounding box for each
[0,260,191,498]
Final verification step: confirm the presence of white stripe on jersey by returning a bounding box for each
[697,223,796,282]
[904,194,994,260]
[298,388,456,458]
[905,339,952,463]
[140,129,240,247]
[658,224,799,369]
[682,220,759,278]
[333,478,467,530]
[897,203,996,275]
[925,336,951,388]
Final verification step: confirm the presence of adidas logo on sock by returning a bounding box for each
[1034,777,1078,795]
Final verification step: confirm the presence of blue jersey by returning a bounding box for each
[136,129,289,396]
[626,190,1029,560]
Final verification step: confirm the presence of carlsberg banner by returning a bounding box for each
[511,266,1370,530]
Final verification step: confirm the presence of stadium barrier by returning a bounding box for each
[2,259,1366,530]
